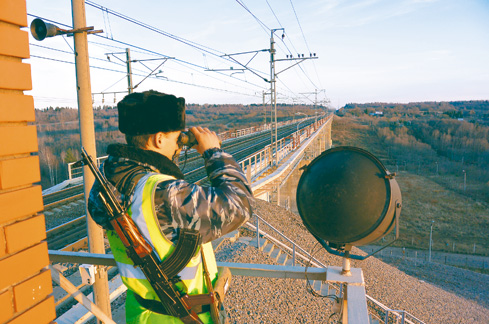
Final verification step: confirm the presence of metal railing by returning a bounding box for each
[68,155,107,179]
[246,213,425,324]
[67,116,318,179]
[246,213,327,268]
[366,292,426,324]
[238,116,327,181]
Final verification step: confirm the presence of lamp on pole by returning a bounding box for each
[463,169,466,192]
[428,220,435,262]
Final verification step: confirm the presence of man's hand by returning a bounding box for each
[190,127,221,155]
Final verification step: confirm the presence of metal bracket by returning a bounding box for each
[313,200,401,261]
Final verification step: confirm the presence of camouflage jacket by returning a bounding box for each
[88,144,253,244]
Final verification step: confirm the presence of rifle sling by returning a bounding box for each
[134,293,211,316]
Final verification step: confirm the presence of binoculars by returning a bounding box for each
[177,131,198,148]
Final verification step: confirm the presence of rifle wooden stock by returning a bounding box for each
[182,293,215,309]
[112,215,153,257]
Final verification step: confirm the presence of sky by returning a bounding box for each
[25,0,489,109]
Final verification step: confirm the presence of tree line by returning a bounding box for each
[35,103,321,189]
[338,100,489,201]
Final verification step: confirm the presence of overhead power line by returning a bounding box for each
[85,1,225,58]
[27,13,269,94]
[233,0,321,90]
[234,0,270,34]
[29,54,260,98]
[288,0,323,89]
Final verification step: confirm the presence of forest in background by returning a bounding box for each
[336,100,489,201]
[35,103,321,189]
[332,100,489,256]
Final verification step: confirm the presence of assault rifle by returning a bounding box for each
[79,147,211,324]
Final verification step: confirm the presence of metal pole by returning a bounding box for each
[263,90,266,126]
[428,220,434,262]
[463,170,466,192]
[270,30,278,165]
[71,0,111,320]
[314,88,317,110]
[256,216,260,248]
[126,48,133,94]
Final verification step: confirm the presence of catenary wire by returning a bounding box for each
[235,0,270,35]
[29,54,259,97]
[288,0,323,89]
[27,13,269,94]
[28,11,314,102]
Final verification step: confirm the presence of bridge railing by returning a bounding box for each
[238,116,328,181]
[67,119,302,179]
[67,155,108,180]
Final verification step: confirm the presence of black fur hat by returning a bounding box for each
[117,90,186,135]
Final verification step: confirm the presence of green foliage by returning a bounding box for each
[63,148,78,163]
[443,110,463,119]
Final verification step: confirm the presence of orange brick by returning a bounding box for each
[0,242,49,291]
[0,227,5,258]
[0,125,38,156]
[0,185,43,226]
[0,289,14,323]
[0,0,27,27]
[13,269,52,313]
[0,156,40,190]
[8,296,55,324]
[4,214,46,254]
[0,23,29,58]
[0,93,35,122]
[0,60,32,90]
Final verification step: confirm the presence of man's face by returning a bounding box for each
[168,131,182,164]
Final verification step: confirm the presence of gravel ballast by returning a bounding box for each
[213,199,489,324]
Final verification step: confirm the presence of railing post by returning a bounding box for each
[256,216,260,248]
[68,163,73,180]
[292,244,296,266]
[254,155,257,176]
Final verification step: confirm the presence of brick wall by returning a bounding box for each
[0,1,55,323]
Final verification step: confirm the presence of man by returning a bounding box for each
[88,90,254,323]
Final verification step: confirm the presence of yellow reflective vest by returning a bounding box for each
[108,173,218,323]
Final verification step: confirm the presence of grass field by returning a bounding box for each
[331,116,489,256]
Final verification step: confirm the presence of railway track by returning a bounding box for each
[44,119,316,250]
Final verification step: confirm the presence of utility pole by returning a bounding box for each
[269,28,318,165]
[105,50,172,96]
[269,29,279,165]
[300,89,326,110]
[428,220,434,262]
[72,0,111,320]
[126,48,133,93]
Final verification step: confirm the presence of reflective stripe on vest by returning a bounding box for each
[108,173,218,303]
